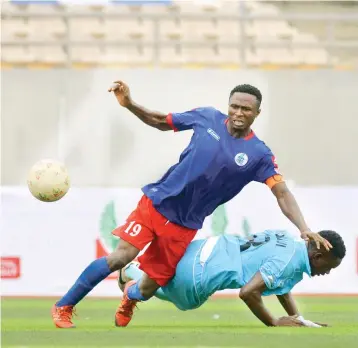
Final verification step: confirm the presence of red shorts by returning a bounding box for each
[112,195,197,286]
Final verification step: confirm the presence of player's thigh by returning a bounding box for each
[109,196,154,270]
[112,195,154,251]
[138,222,197,287]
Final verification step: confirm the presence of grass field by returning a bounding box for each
[2,296,358,348]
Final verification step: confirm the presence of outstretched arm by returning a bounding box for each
[108,81,171,131]
[256,155,331,250]
[277,292,328,327]
[239,272,303,327]
[271,182,309,235]
[276,292,299,316]
[271,182,331,251]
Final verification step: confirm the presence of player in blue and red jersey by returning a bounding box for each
[51,81,331,329]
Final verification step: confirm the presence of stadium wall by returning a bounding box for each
[1,185,358,296]
[2,69,358,187]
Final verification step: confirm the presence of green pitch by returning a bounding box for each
[2,296,358,348]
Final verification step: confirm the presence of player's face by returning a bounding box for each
[228,92,260,130]
[310,253,342,277]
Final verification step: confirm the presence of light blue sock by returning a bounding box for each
[57,257,111,307]
[127,281,148,301]
[125,264,170,302]
[125,263,145,282]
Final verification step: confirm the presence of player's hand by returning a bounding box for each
[300,230,332,251]
[274,316,305,327]
[108,80,132,108]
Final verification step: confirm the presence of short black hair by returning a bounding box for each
[229,84,262,107]
[318,230,346,259]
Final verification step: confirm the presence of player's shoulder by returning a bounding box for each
[192,106,223,118]
[270,229,297,243]
[264,230,297,253]
[251,134,275,158]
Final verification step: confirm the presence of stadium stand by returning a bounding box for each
[1,0,357,68]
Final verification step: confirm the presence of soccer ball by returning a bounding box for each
[27,159,70,202]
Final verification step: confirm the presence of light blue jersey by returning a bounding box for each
[126,230,311,311]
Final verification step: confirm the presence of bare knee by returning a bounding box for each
[139,273,160,299]
[106,240,139,272]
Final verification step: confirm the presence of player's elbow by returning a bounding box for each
[239,289,251,302]
[151,114,171,131]
[239,288,260,303]
[155,123,171,131]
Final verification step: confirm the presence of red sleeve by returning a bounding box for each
[166,113,178,132]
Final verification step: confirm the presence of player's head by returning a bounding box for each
[228,84,262,131]
[308,230,346,277]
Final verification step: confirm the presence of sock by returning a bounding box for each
[127,281,148,301]
[125,265,169,302]
[126,263,144,282]
[56,257,112,307]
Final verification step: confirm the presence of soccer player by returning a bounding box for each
[52,81,331,328]
[119,230,345,327]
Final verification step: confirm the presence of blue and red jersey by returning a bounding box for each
[142,107,282,229]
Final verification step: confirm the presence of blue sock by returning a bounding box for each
[127,281,148,301]
[57,257,112,307]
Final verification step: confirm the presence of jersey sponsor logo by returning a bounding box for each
[235,153,248,166]
[207,128,220,141]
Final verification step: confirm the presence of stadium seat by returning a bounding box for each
[69,19,106,41]
[28,19,67,41]
[195,20,241,43]
[160,20,184,41]
[183,47,222,65]
[292,48,329,65]
[216,20,241,42]
[194,20,220,42]
[292,32,319,44]
[102,47,153,65]
[1,46,35,63]
[2,19,31,40]
[105,19,154,42]
[26,3,64,13]
[167,1,205,14]
[66,4,106,14]
[106,3,143,14]
[246,21,294,41]
[246,2,280,16]
[2,2,62,14]
[160,47,187,65]
[70,46,103,64]
[270,49,299,66]
[216,47,241,65]
[300,49,329,65]
[31,46,67,64]
[245,49,263,66]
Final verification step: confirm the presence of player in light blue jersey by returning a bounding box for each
[119,230,345,327]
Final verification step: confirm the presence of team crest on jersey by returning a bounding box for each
[235,153,248,166]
